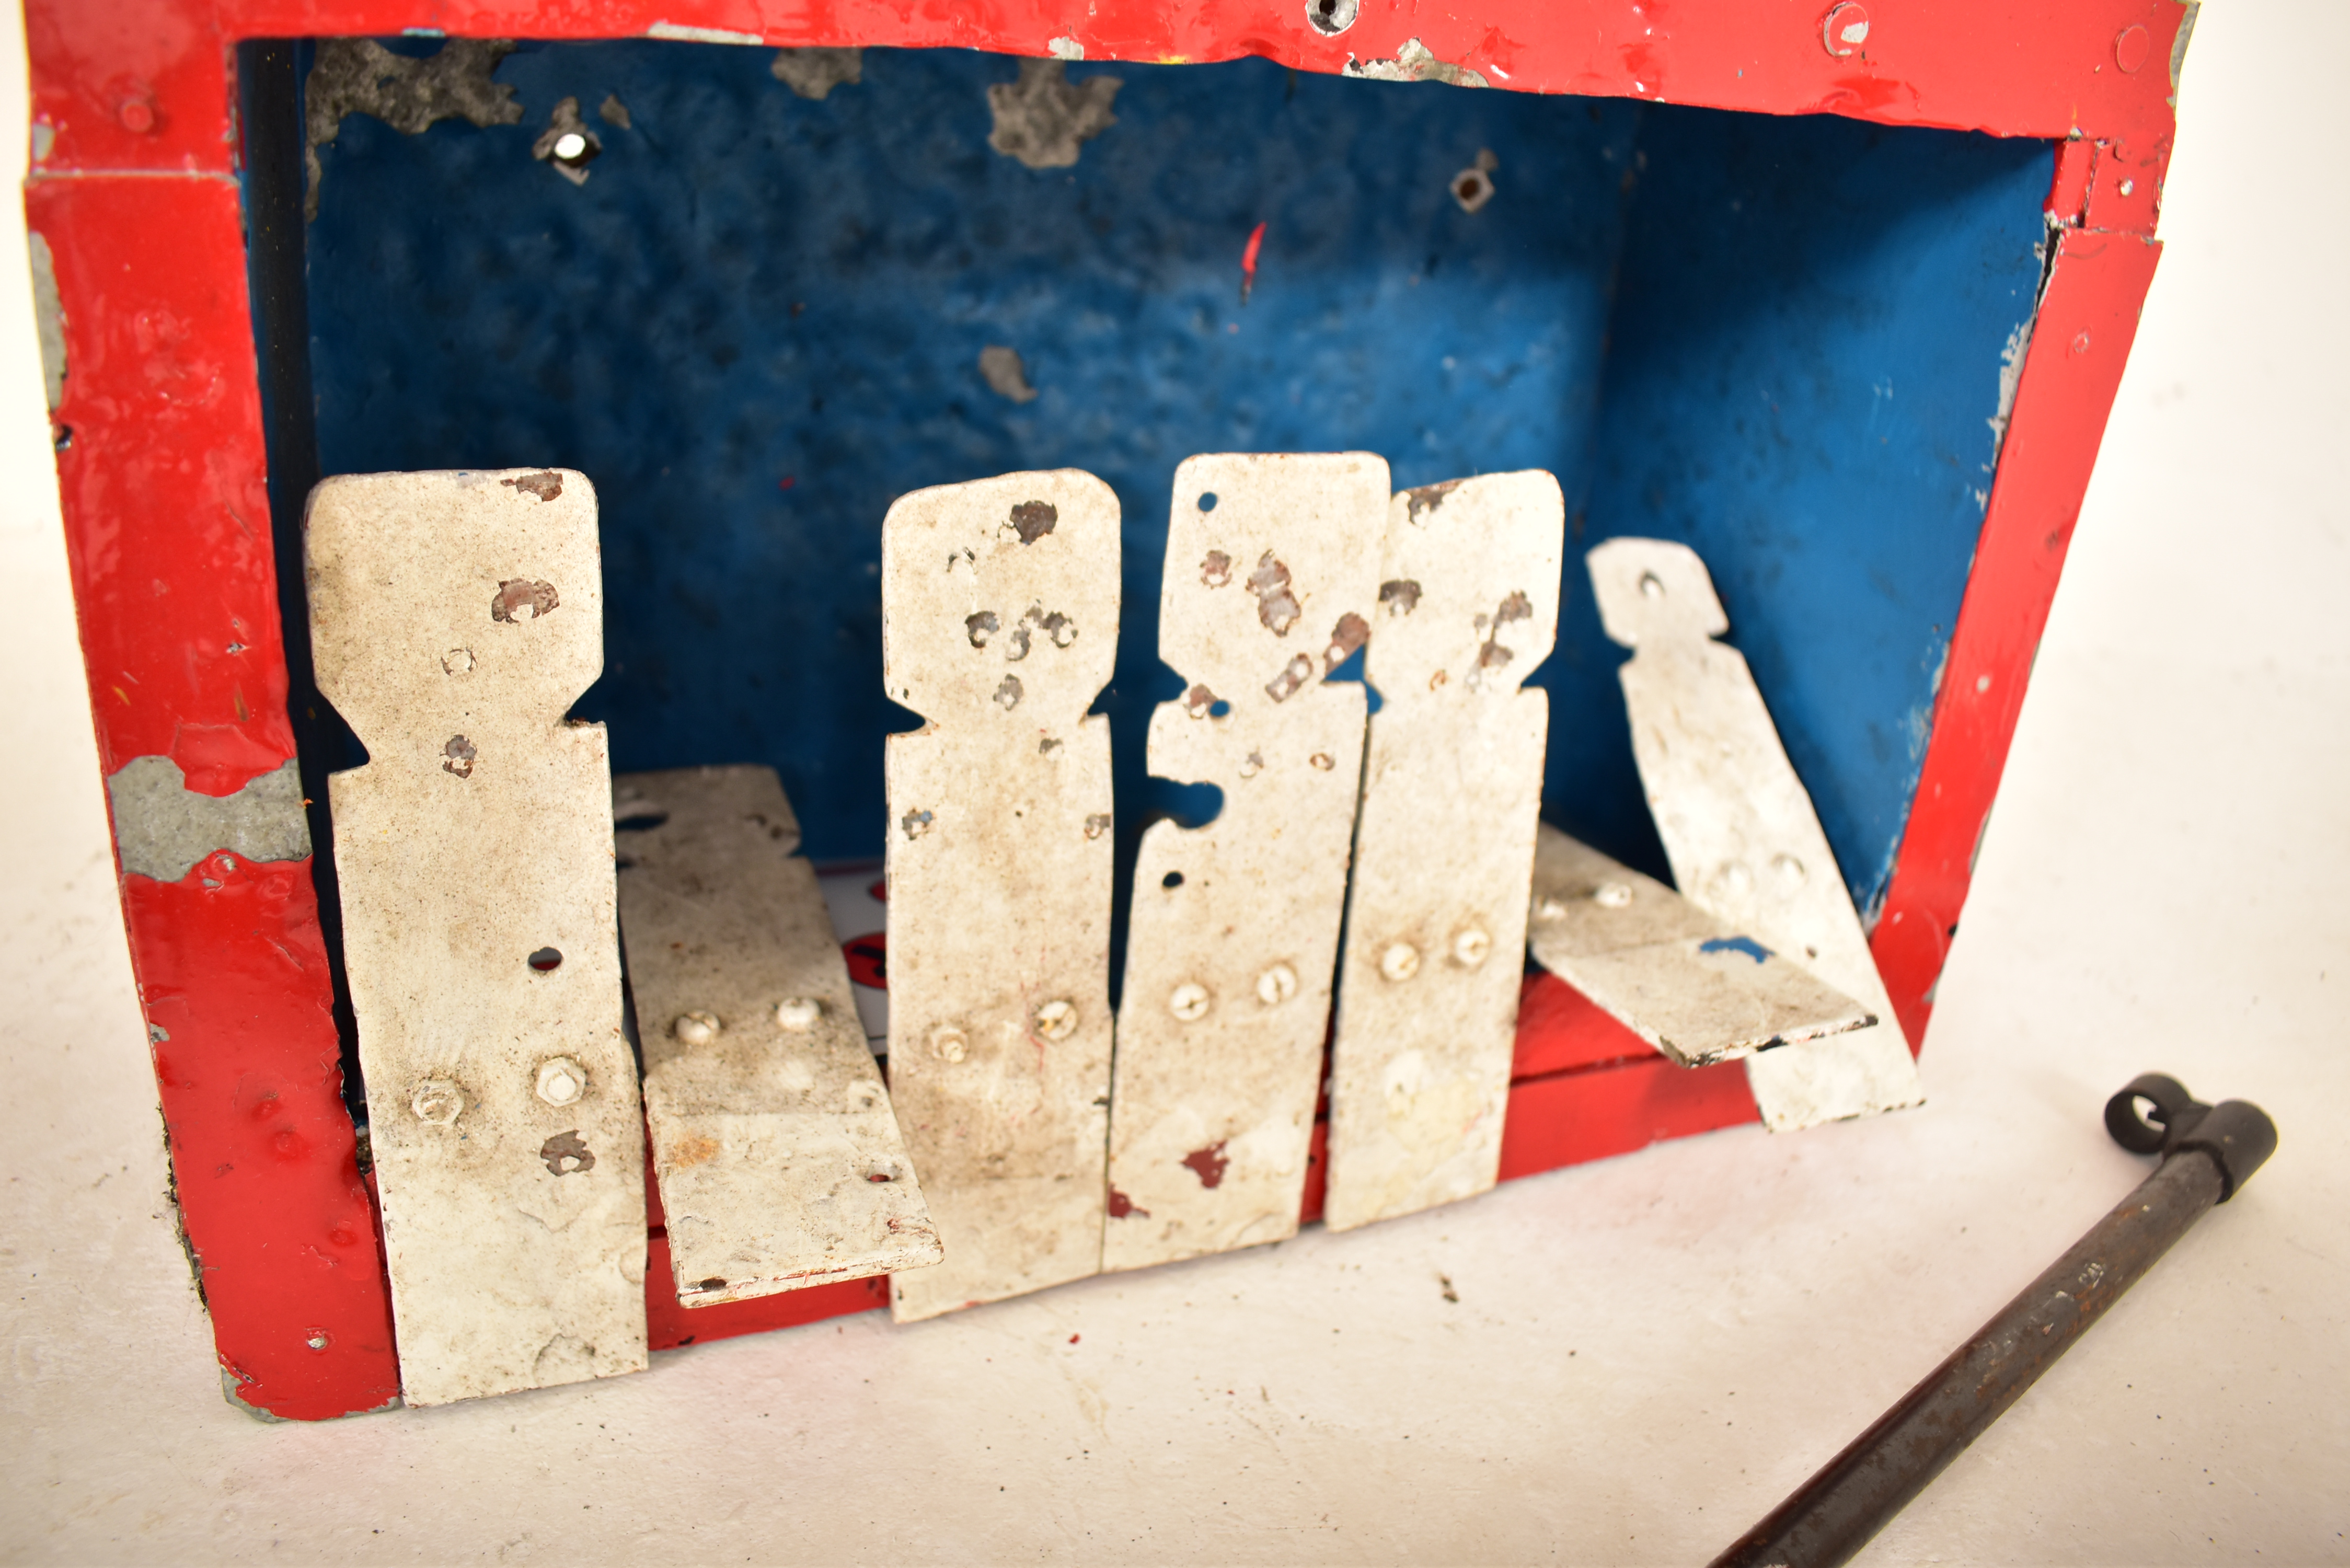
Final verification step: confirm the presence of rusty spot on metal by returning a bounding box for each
[491,579,560,622]
[1247,552,1300,636]
[1105,1186,1150,1218]
[540,1131,595,1175]
[1379,578,1422,616]
[1403,478,1466,521]
[441,735,477,778]
[994,675,1024,710]
[668,1133,721,1170]
[1184,683,1220,719]
[502,470,564,502]
[1179,1142,1230,1190]
[1265,654,1315,702]
[1201,550,1232,588]
[1323,612,1369,673]
[966,610,1000,648]
[1085,812,1111,839]
[1009,500,1059,544]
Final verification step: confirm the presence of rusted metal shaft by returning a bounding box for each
[1711,1080,2275,1568]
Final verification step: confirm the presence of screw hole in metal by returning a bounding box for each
[1197,491,1218,512]
[1162,871,1184,889]
[527,947,563,973]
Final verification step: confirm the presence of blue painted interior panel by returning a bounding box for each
[303,41,2048,923]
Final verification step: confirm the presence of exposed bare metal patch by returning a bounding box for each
[302,38,522,220]
[1183,683,1220,719]
[1323,612,1369,673]
[770,47,862,100]
[986,58,1121,170]
[1008,500,1058,544]
[1265,654,1315,702]
[994,675,1024,710]
[1380,578,1422,616]
[492,579,560,622]
[502,470,564,502]
[1200,550,1232,588]
[1341,37,1491,88]
[1085,813,1112,839]
[1246,552,1300,635]
[539,1131,595,1175]
[442,735,477,778]
[901,808,934,840]
[979,345,1040,404]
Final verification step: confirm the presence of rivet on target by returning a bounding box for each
[535,1056,588,1107]
[932,1026,970,1064]
[1035,999,1079,1040]
[674,1011,720,1046]
[1169,982,1212,1022]
[1594,881,1634,909]
[1256,963,1298,1006]
[1380,942,1421,982]
[776,997,822,1031]
[411,1080,464,1125]
[1820,2,1869,57]
[1452,928,1491,967]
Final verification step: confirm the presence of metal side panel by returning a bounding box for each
[613,765,940,1308]
[880,470,1120,1322]
[1587,538,1924,1131]
[1104,452,1385,1271]
[1525,823,1874,1069]
[306,468,648,1408]
[1323,472,1563,1232]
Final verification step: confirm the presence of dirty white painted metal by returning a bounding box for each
[881,470,1121,1321]
[1105,453,1387,1270]
[1323,472,1562,1232]
[613,766,940,1308]
[1525,823,1875,1068]
[1588,538,1925,1130]
[307,468,648,1407]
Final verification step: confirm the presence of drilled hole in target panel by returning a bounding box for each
[527,947,564,973]
[1196,492,1218,512]
[1162,871,1184,889]
[613,811,669,833]
[1208,699,1231,718]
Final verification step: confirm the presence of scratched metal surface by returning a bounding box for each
[303,42,2046,924]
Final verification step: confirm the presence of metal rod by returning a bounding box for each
[1711,1080,2276,1568]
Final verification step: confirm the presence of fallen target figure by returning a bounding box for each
[1711,1075,2277,1567]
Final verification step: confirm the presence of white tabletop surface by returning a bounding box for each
[3,2,2343,1561]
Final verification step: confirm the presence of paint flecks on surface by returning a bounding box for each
[1698,935,1775,964]
[1379,579,1422,616]
[303,37,523,218]
[987,59,1121,170]
[1201,550,1233,588]
[1105,1186,1149,1218]
[27,233,64,411]
[1323,613,1369,673]
[441,735,477,778]
[597,94,631,129]
[980,345,1040,404]
[771,47,863,100]
[539,1131,595,1175]
[1265,654,1314,703]
[1179,1141,1229,1189]
[1240,220,1267,303]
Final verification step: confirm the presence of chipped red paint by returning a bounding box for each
[1105,1185,1148,1219]
[28,0,2178,1416]
[1870,226,2161,1046]
[1180,1140,1231,1190]
[124,856,400,1419]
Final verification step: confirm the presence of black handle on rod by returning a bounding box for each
[1710,1076,2276,1568]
